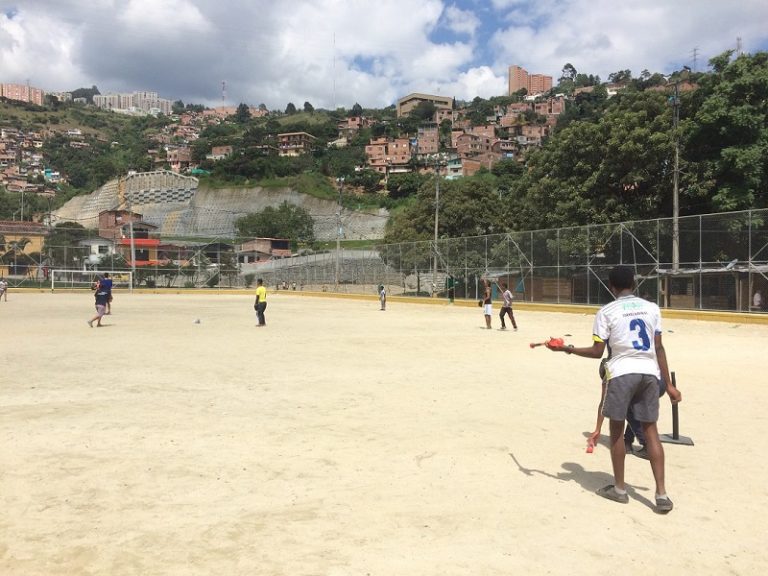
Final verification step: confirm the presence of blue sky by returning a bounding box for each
[1,0,767,109]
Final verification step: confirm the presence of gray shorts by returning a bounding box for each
[602,373,660,423]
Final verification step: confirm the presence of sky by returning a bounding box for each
[1,0,767,110]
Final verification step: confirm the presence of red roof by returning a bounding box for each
[118,238,160,247]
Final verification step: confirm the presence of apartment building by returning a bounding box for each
[365,137,411,174]
[93,90,172,115]
[337,116,369,139]
[1,83,45,106]
[508,65,553,96]
[396,93,453,118]
[166,147,192,172]
[415,125,439,155]
[277,132,317,157]
[455,133,496,160]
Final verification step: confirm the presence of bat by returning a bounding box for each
[529,337,565,349]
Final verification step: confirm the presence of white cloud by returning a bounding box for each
[119,0,211,35]
[451,66,508,100]
[0,9,88,90]
[1,0,767,109]
[443,5,481,36]
[490,0,768,81]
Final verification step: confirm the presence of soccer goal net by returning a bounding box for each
[51,270,133,292]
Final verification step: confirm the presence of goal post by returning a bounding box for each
[51,270,133,292]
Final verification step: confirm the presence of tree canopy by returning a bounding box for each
[235,201,315,244]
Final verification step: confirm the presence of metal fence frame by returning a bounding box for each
[3,209,767,312]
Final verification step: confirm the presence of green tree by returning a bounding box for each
[384,174,506,243]
[409,101,437,122]
[608,70,632,84]
[44,222,90,268]
[511,89,676,231]
[560,63,577,82]
[234,103,251,123]
[684,50,768,211]
[285,102,297,115]
[235,201,315,244]
[386,172,429,200]
[303,101,315,113]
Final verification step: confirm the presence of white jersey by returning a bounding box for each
[593,294,662,379]
[502,289,513,307]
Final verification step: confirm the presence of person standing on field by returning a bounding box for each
[88,281,110,327]
[379,284,386,311]
[482,278,492,329]
[254,278,267,327]
[99,272,113,314]
[546,265,682,513]
[498,281,517,331]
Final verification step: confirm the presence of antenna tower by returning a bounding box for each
[691,47,699,72]
[221,81,227,104]
[736,37,743,57]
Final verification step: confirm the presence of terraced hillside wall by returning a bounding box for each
[53,171,389,240]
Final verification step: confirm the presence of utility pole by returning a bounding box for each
[335,177,344,286]
[671,81,681,272]
[118,176,137,284]
[433,157,440,293]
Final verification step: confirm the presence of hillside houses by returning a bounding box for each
[361,93,567,178]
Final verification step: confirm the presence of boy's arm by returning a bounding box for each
[547,338,606,359]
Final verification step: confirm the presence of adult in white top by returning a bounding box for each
[547,266,682,513]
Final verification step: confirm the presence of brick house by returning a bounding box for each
[277,132,317,157]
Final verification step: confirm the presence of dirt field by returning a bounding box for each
[1,291,767,575]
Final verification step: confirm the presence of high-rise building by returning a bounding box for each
[508,66,553,96]
[508,65,529,94]
[1,83,45,106]
[93,90,172,115]
[528,74,553,95]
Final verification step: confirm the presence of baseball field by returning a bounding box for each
[1,291,766,575]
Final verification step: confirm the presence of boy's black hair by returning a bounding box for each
[608,266,635,291]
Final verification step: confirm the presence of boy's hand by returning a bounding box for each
[544,337,565,350]
[667,386,682,404]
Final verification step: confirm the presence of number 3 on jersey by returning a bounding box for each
[630,318,651,351]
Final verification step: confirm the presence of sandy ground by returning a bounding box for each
[1,291,767,576]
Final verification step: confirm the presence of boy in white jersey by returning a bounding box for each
[547,266,682,513]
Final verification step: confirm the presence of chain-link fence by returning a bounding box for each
[3,209,768,312]
[370,210,768,312]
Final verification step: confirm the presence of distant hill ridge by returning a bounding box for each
[53,170,389,240]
